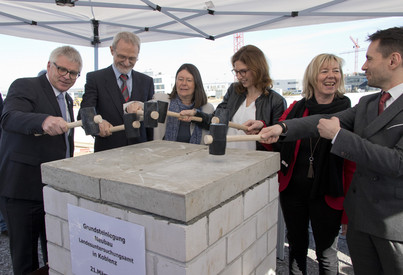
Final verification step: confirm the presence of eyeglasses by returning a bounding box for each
[52,62,80,79]
[231,69,250,77]
[116,54,138,63]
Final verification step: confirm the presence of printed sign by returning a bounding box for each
[68,204,145,275]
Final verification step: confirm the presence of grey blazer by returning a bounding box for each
[283,92,403,242]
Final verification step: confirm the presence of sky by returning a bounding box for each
[0,16,402,92]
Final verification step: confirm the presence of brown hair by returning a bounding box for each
[231,45,273,95]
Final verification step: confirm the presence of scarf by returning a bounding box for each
[164,97,202,144]
[280,96,351,198]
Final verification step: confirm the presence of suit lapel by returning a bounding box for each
[40,75,63,117]
[363,93,403,138]
[105,66,125,116]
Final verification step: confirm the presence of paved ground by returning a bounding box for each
[276,233,354,275]
[0,231,353,275]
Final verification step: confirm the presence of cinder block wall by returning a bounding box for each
[44,174,279,275]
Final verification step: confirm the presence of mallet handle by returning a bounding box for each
[204,134,262,145]
[211,116,248,131]
[34,115,103,136]
[109,121,140,133]
[167,111,203,122]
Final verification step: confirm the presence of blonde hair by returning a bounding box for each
[302,54,346,99]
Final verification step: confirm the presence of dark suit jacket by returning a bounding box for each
[283,92,403,242]
[80,66,154,152]
[0,74,74,201]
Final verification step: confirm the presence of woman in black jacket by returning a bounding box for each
[181,45,286,151]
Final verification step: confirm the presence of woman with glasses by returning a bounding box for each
[153,63,214,144]
[181,44,286,151]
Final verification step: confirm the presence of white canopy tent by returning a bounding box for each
[1,0,402,69]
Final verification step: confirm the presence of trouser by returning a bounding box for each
[0,210,7,232]
[347,221,403,275]
[0,197,48,275]
[280,192,342,275]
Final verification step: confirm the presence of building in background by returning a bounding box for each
[273,79,302,95]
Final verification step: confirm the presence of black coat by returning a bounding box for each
[0,74,74,201]
[80,66,154,152]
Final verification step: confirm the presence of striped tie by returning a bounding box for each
[120,74,129,102]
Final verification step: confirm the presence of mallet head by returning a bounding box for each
[207,123,227,155]
[80,107,100,135]
[143,101,159,128]
[123,113,140,138]
[156,100,169,123]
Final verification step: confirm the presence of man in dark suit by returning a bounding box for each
[247,27,403,274]
[79,31,154,152]
[0,46,82,274]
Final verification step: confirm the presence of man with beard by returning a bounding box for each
[246,26,403,275]
[80,31,154,152]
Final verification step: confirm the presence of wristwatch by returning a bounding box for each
[278,122,288,136]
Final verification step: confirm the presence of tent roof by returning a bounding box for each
[1,0,403,48]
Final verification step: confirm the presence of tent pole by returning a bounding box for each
[94,45,99,70]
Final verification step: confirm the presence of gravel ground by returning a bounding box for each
[0,233,45,275]
[0,231,353,275]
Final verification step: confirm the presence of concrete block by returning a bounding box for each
[255,252,277,275]
[127,211,207,262]
[42,160,101,199]
[49,269,63,275]
[244,180,269,219]
[42,141,280,222]
[187,239,226,275]
[43,187,78,220]
[78,198,128,220]
[154,255,186,275]
[61,219,70,250]
[208,195,243,244]
[45,214,62,246]
[257,200,278,238]
[268,175,279,203]
[243,233,268,274]
[219,258,242,275]
[267,224,278,254]
[47,243,72,275]
[227,217,257,262]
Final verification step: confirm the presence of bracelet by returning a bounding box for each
[277,122,287,135]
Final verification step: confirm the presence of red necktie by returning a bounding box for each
[119,74,129,102]
[378,92,391,115]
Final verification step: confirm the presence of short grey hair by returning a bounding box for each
[111,31,141,51]
[49,46,83,71]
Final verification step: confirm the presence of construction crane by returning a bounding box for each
[340,36,366,74]
[233,32,244,53]
[350,36,360,74]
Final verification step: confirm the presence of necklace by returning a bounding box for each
[307,137,321,179]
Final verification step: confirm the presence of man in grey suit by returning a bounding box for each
[246,27,403,274]
[79,31,154,152]
[0,46,82,274]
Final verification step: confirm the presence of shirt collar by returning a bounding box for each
[45,73,64,97]
[385,82,403,101]
[112,64,131,80]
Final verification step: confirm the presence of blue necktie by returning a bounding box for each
[57,93,70,158]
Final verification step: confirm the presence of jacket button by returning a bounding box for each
[372,176,379,181]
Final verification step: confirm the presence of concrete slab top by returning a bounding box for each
[42,140,279,222]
